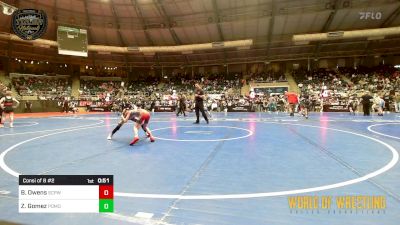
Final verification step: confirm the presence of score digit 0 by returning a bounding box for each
[99,185,113,199]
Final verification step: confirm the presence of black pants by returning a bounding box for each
[363,103,370,116]
[63,106,69,113]
[177,104,186,116]
[195,102,208,122]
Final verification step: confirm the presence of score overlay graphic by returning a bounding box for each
[18,175,113,213]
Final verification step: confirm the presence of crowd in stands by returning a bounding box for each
[293,68,350,107]
[79,80,121,100]
[0,82,10,97]
[294,68,348,93]
[76,74,244,109]
[80,70,127,78]
[248,71,287,83]
[12,76,71,100]
[345,66,399,94]
[119,78,242,110]
[165,78,241,95]
[112,74,292,113]
[292,65,400,112]
[7,65,400,113]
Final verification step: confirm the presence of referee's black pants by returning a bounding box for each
[363,103,370,116]
[63,105,69,113]
[195,102,208,123]
[177,104,186,116]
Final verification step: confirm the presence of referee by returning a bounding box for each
[361,91,372,116]
[194,83,209,124]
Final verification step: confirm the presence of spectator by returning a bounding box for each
[395,93,400,113]
[24,100,32,113]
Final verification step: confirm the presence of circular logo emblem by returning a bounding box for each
[11,9,47,40]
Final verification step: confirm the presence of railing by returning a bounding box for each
[10,73,70,79]
[80,76,122,81]
[18,90,70,97]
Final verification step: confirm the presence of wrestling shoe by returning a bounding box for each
[149,136,155,142]
[0,124,3,128]
[10,123,13,128]
[193,121,199,124]
[129,137,139,145]
[107,134,112,140]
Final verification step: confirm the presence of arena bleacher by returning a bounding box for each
[3,65,399,113]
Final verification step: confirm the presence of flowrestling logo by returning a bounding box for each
[11,9,47,40]
[359,11,382,20]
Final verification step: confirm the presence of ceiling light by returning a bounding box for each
[2,6,9,15]
[1,3,17,16]
[293,27,400,42]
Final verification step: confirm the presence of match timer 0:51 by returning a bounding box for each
[19,175,114,213]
